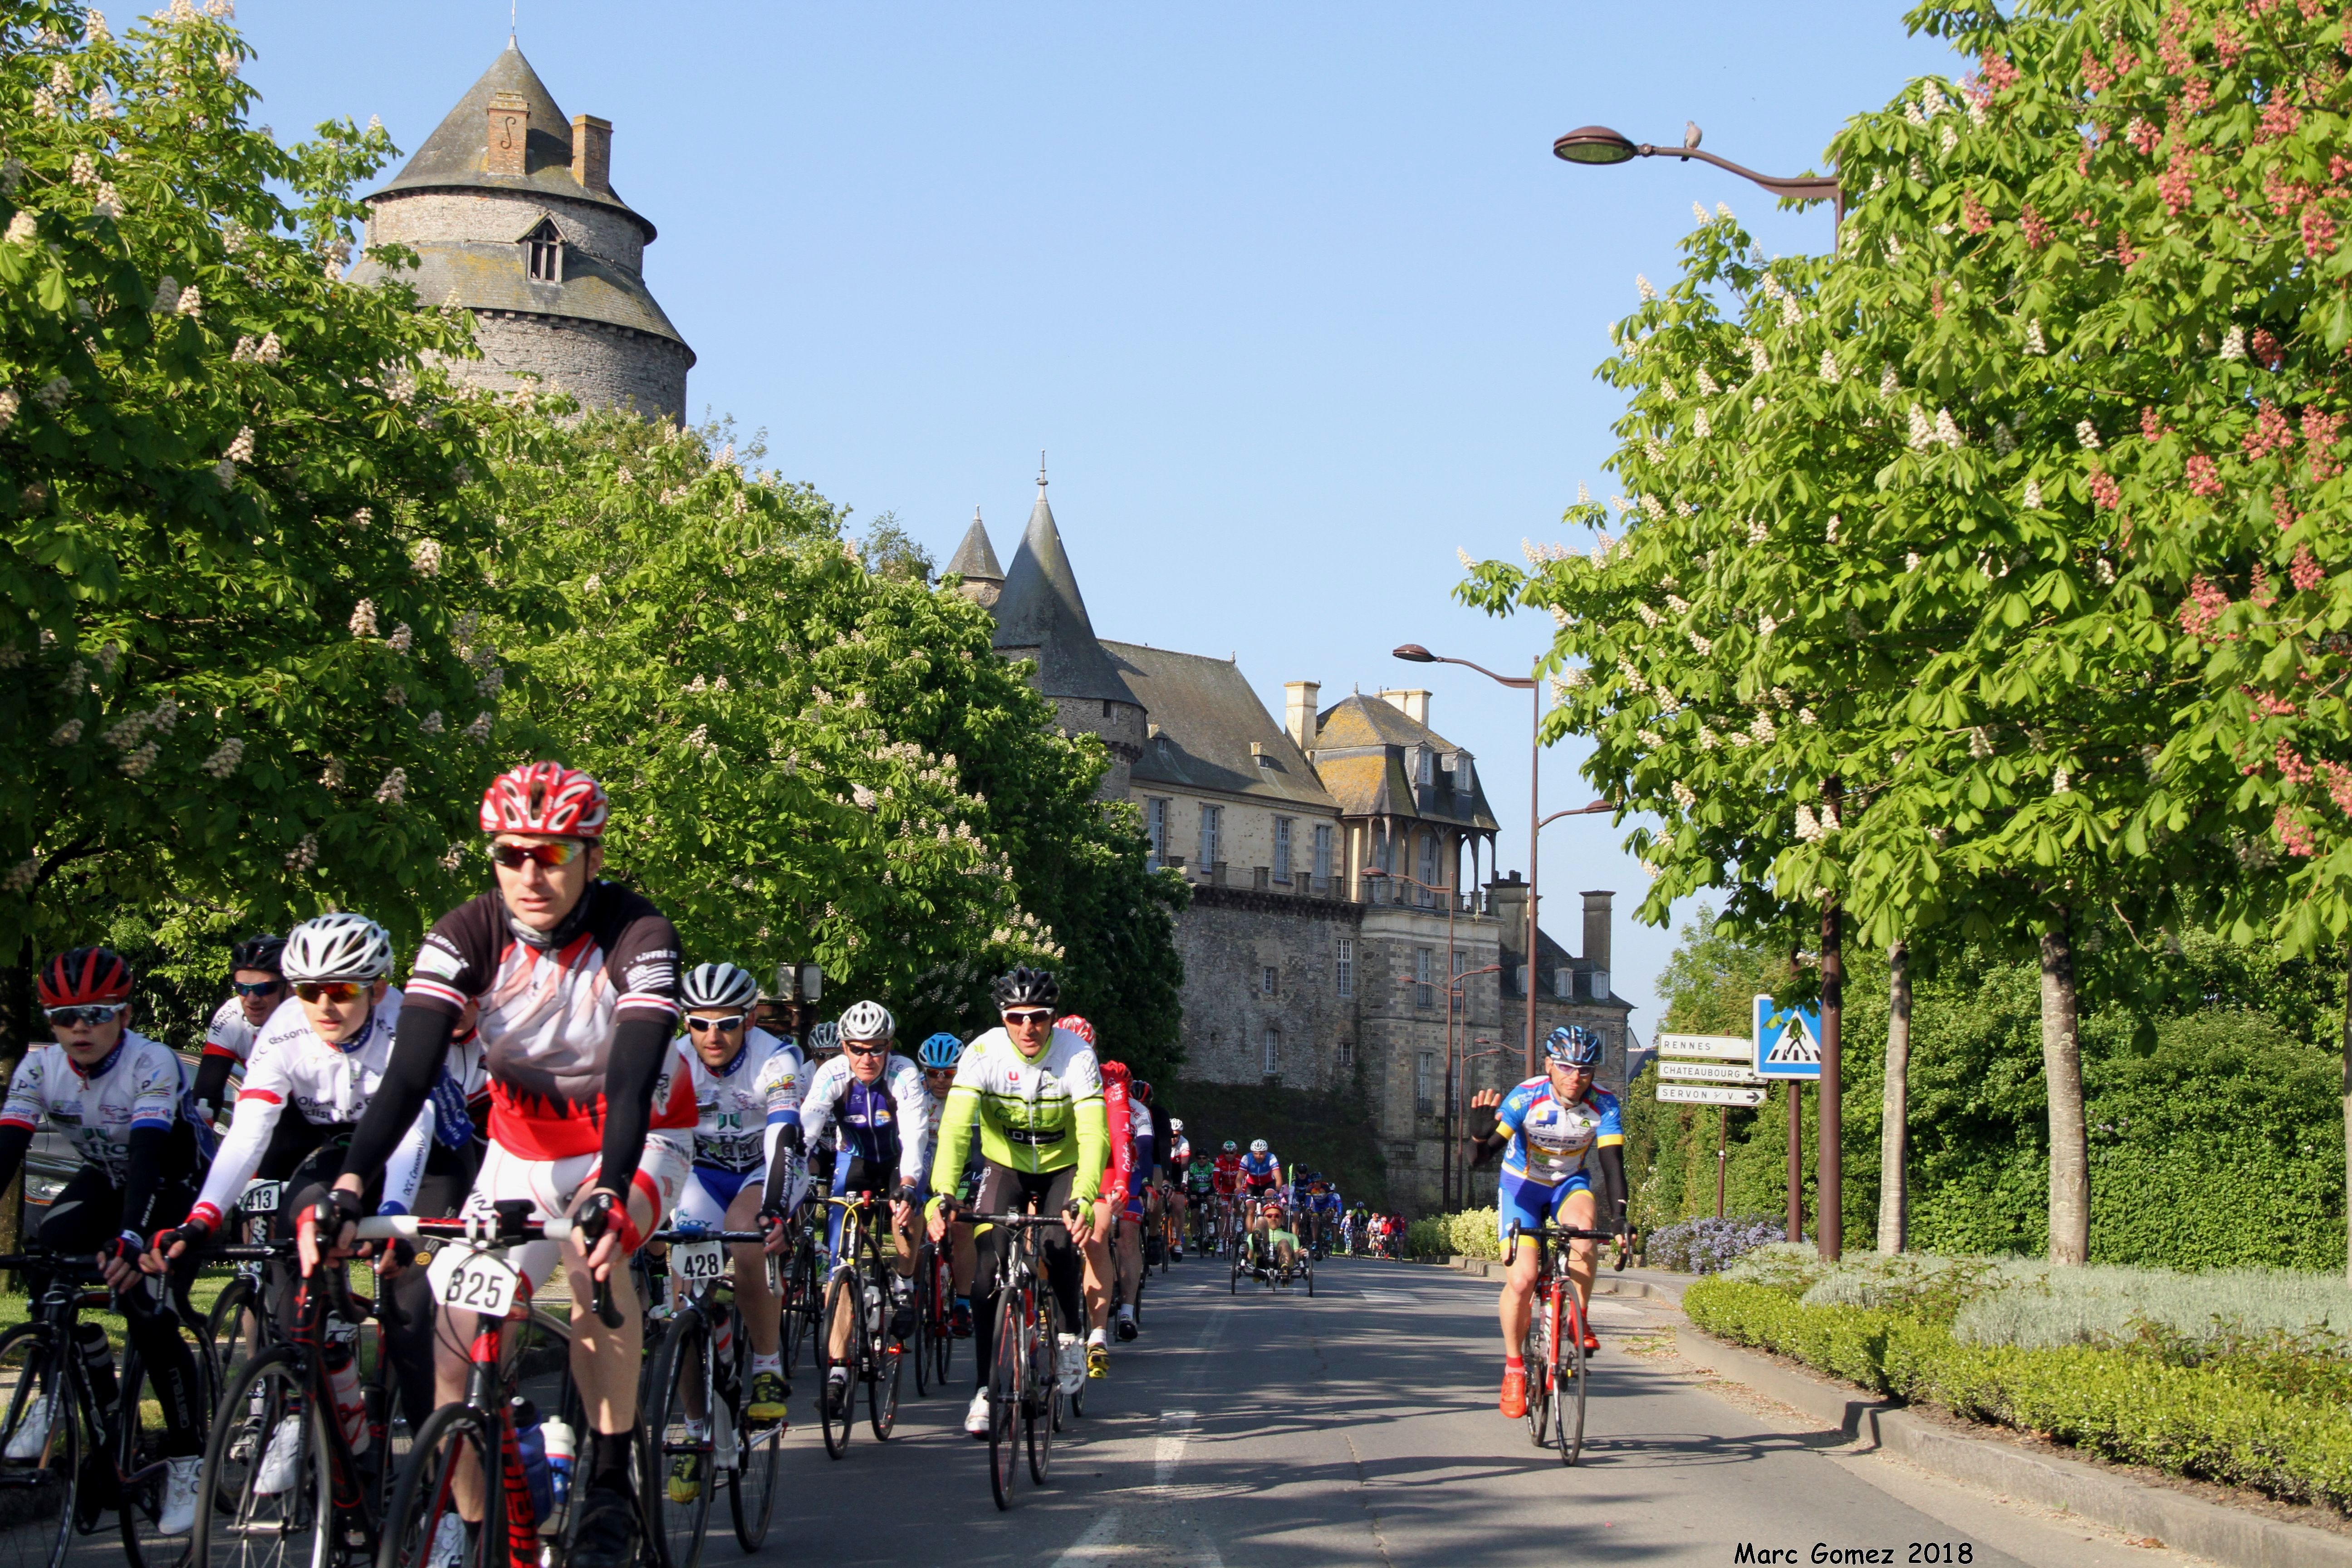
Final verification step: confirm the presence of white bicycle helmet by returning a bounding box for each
[838,999,895,1042]
[681,962,760,1012]
[283,914,394,983]
[806,1020,840,1053]
[1170,1119,1185,1134]
[1249,1138,1269,1155]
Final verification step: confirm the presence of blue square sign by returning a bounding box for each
[1753,995,1823,1079]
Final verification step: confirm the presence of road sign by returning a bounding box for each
[1655,1083,1768,1108]
[1655,1032,1752,1062]
[1753,995,1823,1079]
[1658,1059,1771,1086]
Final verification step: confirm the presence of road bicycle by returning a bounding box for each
[812,1191,905,1460]
[1506,1221,1632,1466]
[0,1244,218,1568]
[962,1211,1071,1512]
[639,1225,779,1568]
[910,1240,955,1397]
[192,1231,404,1568]
[203,1179,284,1402]
[770,1191,823,1375]
[368,1206,610,1568]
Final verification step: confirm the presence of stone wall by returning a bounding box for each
[461,310,690,421]
[1139,784,1343,891]
[1171,885,1362,1092]
[368,188,650,272]
[1041,692,1144,801]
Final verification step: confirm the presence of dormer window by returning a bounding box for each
[523,218,564,283]
[1414,745,1434,787]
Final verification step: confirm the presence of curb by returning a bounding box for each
[1674,1325,2352,1568]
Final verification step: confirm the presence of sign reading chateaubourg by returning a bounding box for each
[1654,1083,1768,1108]
[1657,1059,1771,1086]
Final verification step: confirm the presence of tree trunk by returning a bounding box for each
[1817,898,1843,1263]
[2039,926,2089,1266]
[0,945,32,1282]
[1877,939,1910,1255]
[2341,944,2352,1284]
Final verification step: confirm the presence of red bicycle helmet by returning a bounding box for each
[479,761,609,839]
[1055,1014,1096,1046]
[39,947,132,1007]
[1132,1079,1152,1103]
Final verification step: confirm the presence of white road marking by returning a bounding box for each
[1155,1408,1198,1488]
[1047,1509,1123,1567]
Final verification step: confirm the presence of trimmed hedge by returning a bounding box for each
[1686,1276,2352,1514]
[1408,1208,1502,1260]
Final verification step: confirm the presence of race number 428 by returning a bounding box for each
[671,1240,725,1286]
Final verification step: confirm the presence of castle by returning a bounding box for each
[368,48,1632,1213]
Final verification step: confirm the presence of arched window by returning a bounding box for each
[523,218,564,283]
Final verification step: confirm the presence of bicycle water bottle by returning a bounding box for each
[511,1398,554,1525]
[323,1321,368,1454]
[540,1418,574,1529]
[73,1322,120,1431]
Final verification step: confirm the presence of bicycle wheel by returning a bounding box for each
[203,1278,265,1414]
[814,1276,858,1461]
[121,1304,218,1568]
[926,1251,954,1391]
[865,1255,902,1441]
[1558,1284,1588,1466]
[643,1308,714,1568]
[1520,1296,1553,1449]
[726,1313,780,1552]
[1023,1293,1056,1485]
[372,1399,497,1568]
[0,1324,75,1568]
[195,1345,330,1568]
[780,1239,818,1375]
[985,1294,1019,1512]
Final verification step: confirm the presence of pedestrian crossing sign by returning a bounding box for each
[1752,995,1823,1079]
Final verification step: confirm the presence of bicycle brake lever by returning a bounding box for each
[592,1274,623,1330]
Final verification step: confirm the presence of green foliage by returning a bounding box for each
[0,1,533,963]
[1688,1274,2352,1514]
[858,511,933,586]
[1405,1208,1501,1261]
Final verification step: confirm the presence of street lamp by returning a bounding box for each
[1392,644,1612,1079]
[1552,124,1844,223]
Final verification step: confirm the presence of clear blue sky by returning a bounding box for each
[237,2,1957,1039]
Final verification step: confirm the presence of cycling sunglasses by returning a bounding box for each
[1002,1009,1053,1028]
[686,1014,746,1034]
[486,839,588,871]
[44,1004,125,1028]
[294,981,368,1004]
[842,1041,890,1058]
[231,978,284,998]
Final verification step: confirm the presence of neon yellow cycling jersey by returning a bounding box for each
[928,1025,1108,1203]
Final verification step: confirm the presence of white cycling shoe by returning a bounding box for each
[963,1389,992,1438]
[254,1415,305,1495]
[428,1511,468,1568]
[1056,1333,1085,1396]
[3,1391,52,1461]
[157,1455,201,1534]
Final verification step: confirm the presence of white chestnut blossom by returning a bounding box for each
[1696,369,1720,396]
[2219,325,2246,361]
[2075,421,2101,450]
[348,599,378,637]
[411,539,443,576]
[1636,274,1656,300]
[2024,479,2043,509]
[1879,364,1900,399]
[1907,406,1935,451]
[1934,408,1962,447]
[2025,319,2047,354]
[285,834,318,872]
[201,738,243,779]
[1819,350,1840,382]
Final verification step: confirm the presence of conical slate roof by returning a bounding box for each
[366,40,655,239]
[992,480,1138,709]
[945,510,1002,583]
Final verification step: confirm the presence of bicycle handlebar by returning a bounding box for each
[356,1214,622,1326]
[0,1252,107,1279]
[647,1229,767,1244]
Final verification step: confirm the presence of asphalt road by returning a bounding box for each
[0,1254,2224,1568]
[732,1254,2218,1568]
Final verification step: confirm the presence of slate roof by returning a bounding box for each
[366,42,655,240]
[990,485,1138,709]
[348,239,691,349]
[1106,644,1339,809]
[1312,692,1500,831]
[944,511,1002,583]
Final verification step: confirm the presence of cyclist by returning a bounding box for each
[193,932,286,1131]
[914,1033,981,1337]
[2,948,208,1533]
[1164,1117,1191,1260]
[1238,1138,1282,1245]
[1307,1174,1343,1258]
[1259,1197,1302,1277]
[1469,1024,1628,1421]
[152,915,446,1436]
[925,967,1106,1440]
[1110,1068,1152,1343]
[800,1019,842,1196]
[1209,1140,1241,1254]
[664,960,803,1492]
[786,998,927,1421]
[325,761,695,1568]
[1072,1023,1124,1376]
[1348,1199,1372,1255]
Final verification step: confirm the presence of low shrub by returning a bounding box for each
[1646,1215,1796,1274]
[1686,1274,2352,1514]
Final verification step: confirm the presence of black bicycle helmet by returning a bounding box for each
[990,965,1060,1013]
[230,933,287,973]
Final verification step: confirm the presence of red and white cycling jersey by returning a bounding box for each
[201,996,260,1068]
[403,883,691,1160]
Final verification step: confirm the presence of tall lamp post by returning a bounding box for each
[1550,125,1844,223]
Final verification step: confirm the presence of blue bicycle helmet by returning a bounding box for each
[918,1032,965,1071]
[1544,1024,1605,1068]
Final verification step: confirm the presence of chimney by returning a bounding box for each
[1284,681,1319,750]
[1377,688,1431,725]
[1583,890,1614,974]
[486,92,531,177]
[571,114,612,194]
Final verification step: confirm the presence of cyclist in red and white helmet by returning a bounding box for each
[328,761,688,1568]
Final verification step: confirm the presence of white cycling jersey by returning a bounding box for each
[0,1031,190,1184]
[666,1026,804,1174]
[188,989,435,1227]
[202,996,260,1068]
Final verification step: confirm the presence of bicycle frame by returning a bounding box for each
[0,1252,150,1509]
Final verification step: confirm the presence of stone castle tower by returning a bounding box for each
[349,40,695,420]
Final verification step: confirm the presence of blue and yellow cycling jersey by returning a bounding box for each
[1494,1075,1622,1186]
